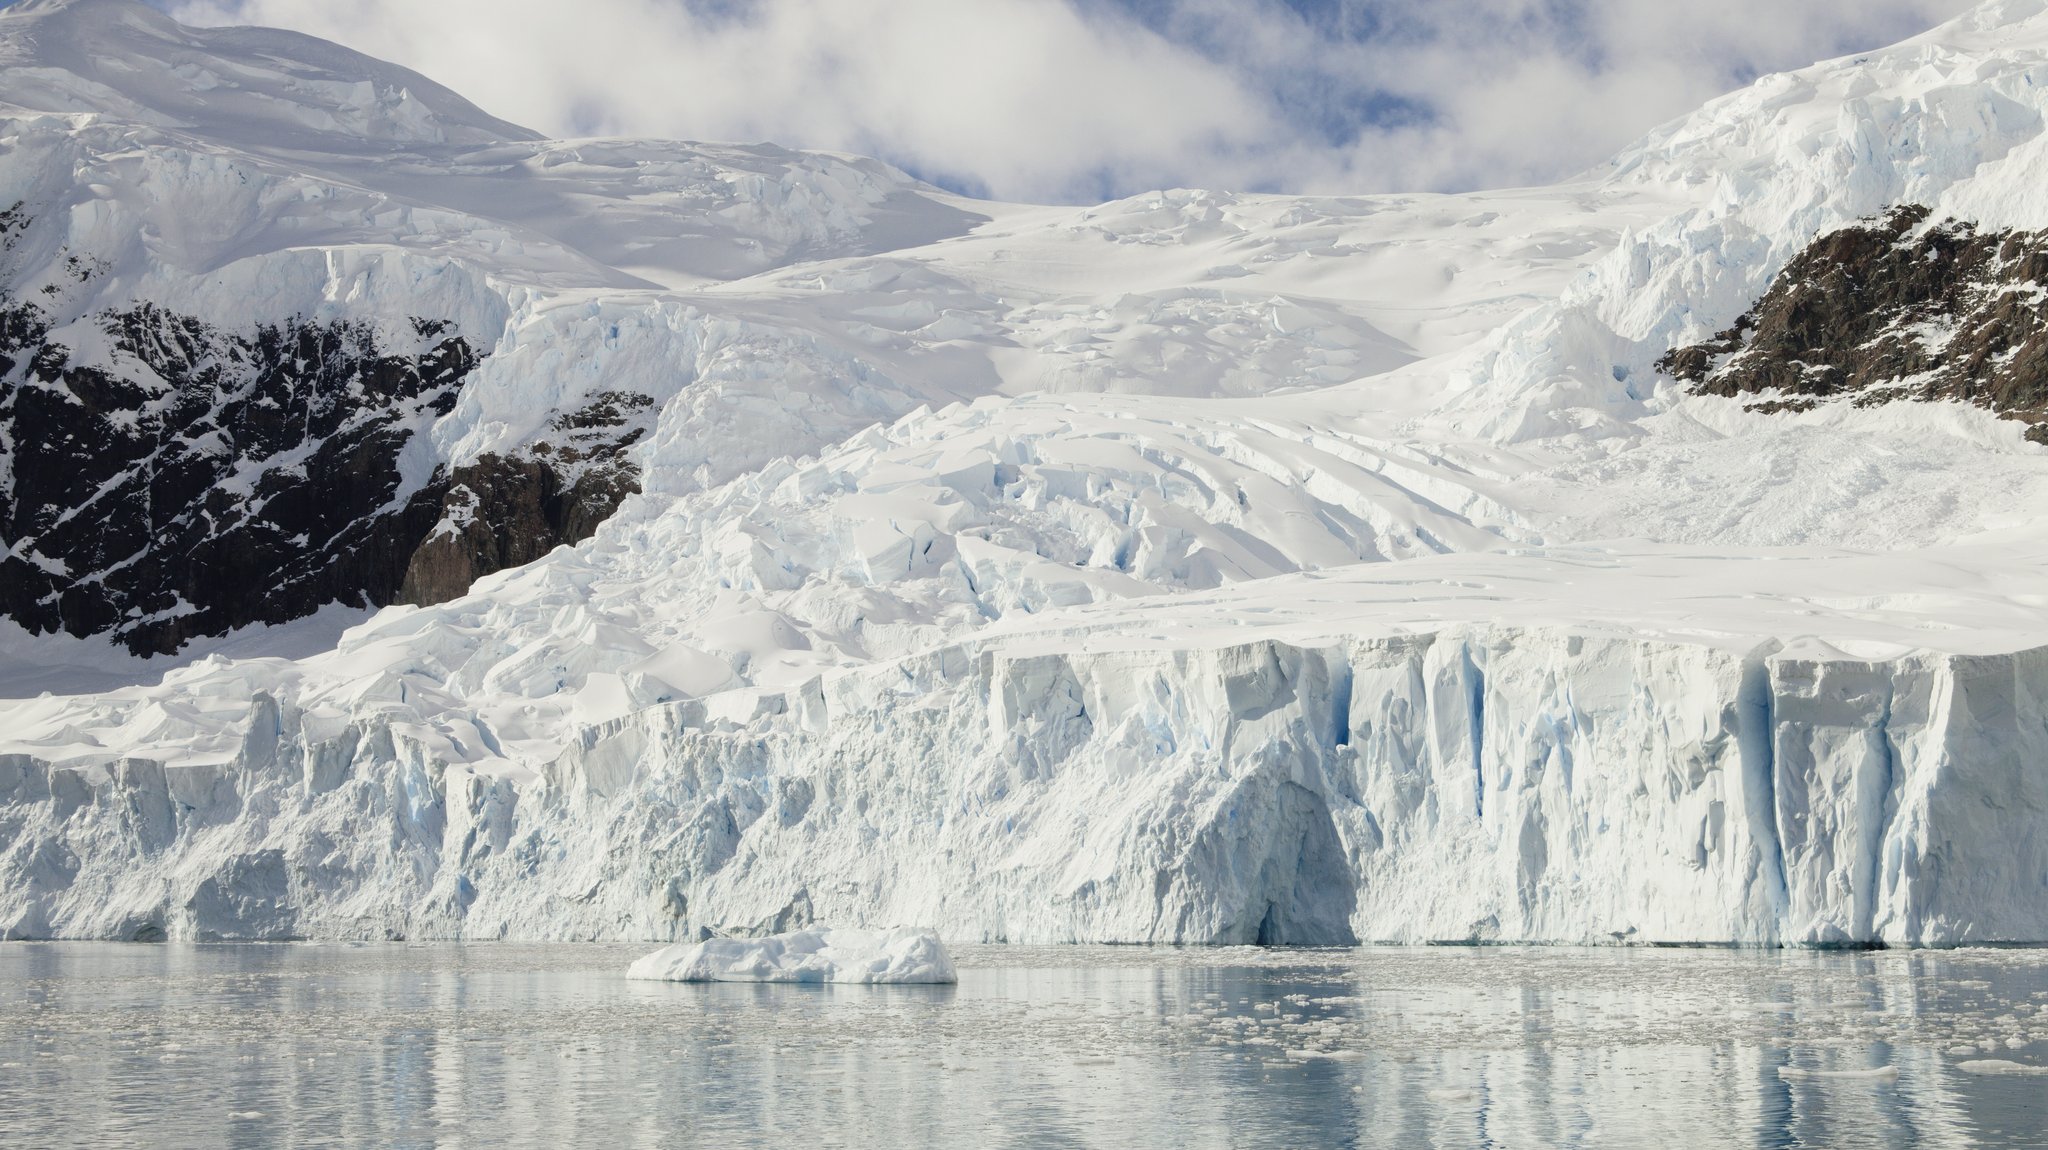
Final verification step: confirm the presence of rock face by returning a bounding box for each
[1659,205,2048,436]
[0,207,646,654]
[397,393,652,607]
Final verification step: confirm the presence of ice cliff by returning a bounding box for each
[6,621,2045,947]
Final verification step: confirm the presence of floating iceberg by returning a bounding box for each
[1955,1060,2048,1077]
[626,927,958,985]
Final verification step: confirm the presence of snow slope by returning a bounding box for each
[4,0,2048,945]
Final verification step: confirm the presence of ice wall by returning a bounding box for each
[3,626,2041,946]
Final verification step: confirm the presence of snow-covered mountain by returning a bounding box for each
[4,0,2048,945]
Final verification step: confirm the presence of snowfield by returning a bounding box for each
[3,0,2048,945]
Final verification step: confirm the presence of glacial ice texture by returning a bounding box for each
[4,627,2045,947]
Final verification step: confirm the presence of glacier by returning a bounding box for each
[1,0,2047,946]
[6,601,2047,947]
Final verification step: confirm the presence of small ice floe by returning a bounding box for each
[1776,1065,1899,1081]
[626,927,957,985]
[1286,1049,1364,1061]
[1955,1059,2048,1076]
[1427,1088,1479,1103]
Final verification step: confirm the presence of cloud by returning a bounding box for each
[1111,0,1976,190]
[162,0,1976,202]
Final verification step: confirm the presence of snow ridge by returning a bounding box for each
[0,0,539,149]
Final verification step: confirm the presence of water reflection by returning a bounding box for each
[1,943,2044,1148]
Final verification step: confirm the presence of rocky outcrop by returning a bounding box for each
[0,292,475,653]
[1659,205,2048,437]
[0,205,648,654]
[397,392,651,606]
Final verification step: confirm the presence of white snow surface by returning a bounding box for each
[4,0,2048,945]
[625,928,957,984]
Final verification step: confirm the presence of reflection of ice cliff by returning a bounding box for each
[12,942,2043,1147]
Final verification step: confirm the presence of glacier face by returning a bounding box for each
[2,0,2048,944]
[5,622,2046,946]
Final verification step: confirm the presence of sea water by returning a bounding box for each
[2,942,2045,1148]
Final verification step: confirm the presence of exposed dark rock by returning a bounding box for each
[0,207,650,654]
[0,294,470,653]
[397,392,650,606]
[1660,204,2048,440]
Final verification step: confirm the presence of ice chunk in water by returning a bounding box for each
[626,927,957,985]
[1955,1059,2048,1076]
[1777,1066,1899,1081]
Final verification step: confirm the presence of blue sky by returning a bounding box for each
[101,0,1983,200]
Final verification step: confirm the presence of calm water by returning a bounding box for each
[2,943,2046,1148]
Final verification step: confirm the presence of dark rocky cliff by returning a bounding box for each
[1660,204,2048,437]
[0,206,645,655]
[397,392,651,607]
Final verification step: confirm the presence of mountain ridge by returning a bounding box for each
[0,0,542,148]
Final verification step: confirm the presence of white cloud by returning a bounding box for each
[163,0,1977,202]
